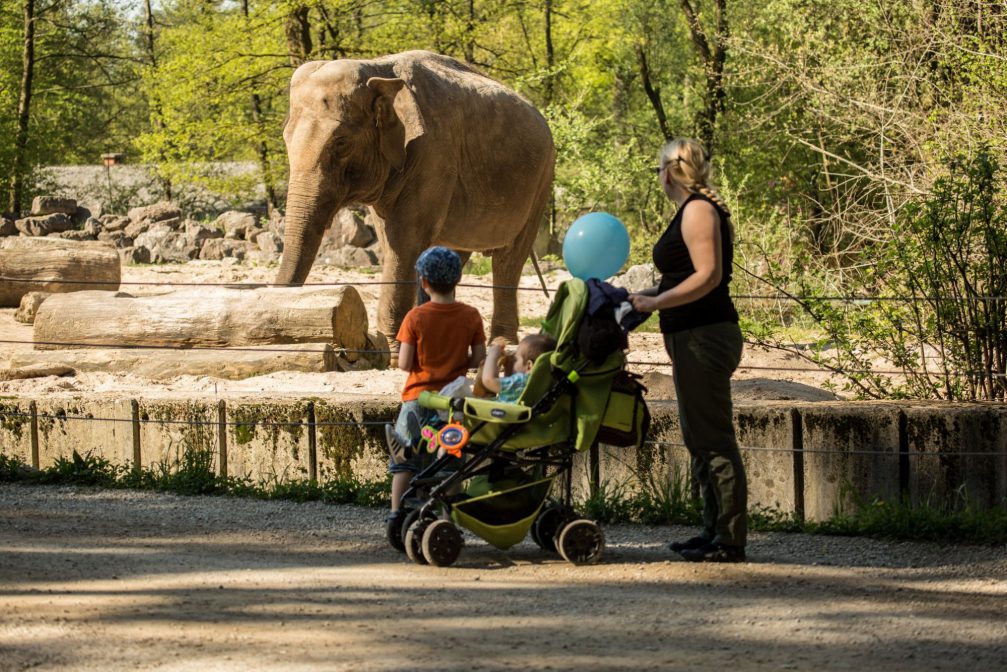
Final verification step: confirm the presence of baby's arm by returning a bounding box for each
[481,343,503,394]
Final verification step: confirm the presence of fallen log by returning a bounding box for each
[32,286,368,352]
[6,343,338,380]
[0,364,75,381]
[0,237,120,307]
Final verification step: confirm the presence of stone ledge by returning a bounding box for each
[0,396,1003,519]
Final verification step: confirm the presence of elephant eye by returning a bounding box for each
[330,135,352,156]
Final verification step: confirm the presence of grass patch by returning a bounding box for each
[576,465,1006,544]
[0,451,390,506]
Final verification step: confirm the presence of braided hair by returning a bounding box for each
[660,138,733,239]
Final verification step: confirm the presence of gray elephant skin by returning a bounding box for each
[277,50,555,352]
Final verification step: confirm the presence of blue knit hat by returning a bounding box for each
[415,246,462,286]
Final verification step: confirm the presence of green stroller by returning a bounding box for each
[385,278,649,566]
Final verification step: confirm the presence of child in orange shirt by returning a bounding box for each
[386,246,486,512]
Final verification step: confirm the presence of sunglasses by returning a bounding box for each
[653,157,682,174]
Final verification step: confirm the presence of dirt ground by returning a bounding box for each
[2,263,1005,671]
[0,260,844,401]
[1,484,1005,671]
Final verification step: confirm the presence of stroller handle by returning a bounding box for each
[417,390,456,412]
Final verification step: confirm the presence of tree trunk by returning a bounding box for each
[32,286,369,352]
[0,238,120,307]
[544,0,555,105]
[242,0,278,213]
[9,0,36,216]
[286,5,313,67]
[636,44,671,140]
[144,0,172,200]
[678,0,728,150]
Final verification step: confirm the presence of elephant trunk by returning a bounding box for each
[276,177,335,285]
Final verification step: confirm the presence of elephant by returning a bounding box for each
[276,50,555,355]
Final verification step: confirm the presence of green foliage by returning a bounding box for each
[751,150,1007,400]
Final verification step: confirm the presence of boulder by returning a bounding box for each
[254,230,283,255]
[127,201,181,225]
[99,215,129,232]
[78,199,103,221]
[124,219,150,238]
[15,213,75,237]
[48,230,96,241]
[329,209,375,248]
[145,231,199,264]
[199,238,253,261]
[82,218,103,237]
[319,245,378,268]
[184,221,223,248]
[267,210,285,236]
[14,291,50,324]
[215,211,257,240]
[31,196,77,216]
[97,230,133,248]
[0,216,15,237]
[612,263,657,293]
[119,246,151,265]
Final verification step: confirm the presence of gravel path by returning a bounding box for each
[1,484,1005,671]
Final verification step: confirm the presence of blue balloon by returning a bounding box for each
[562,212,630,280]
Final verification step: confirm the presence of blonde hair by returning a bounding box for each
[659,138,732,220]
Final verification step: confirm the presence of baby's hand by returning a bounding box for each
[490,336,510,348]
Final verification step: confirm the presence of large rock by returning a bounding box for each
[99,215,129,232]
[184,221,223,248]
[364,240,384,265]
[127,201,181,225]
[267,210,285,236]
[612,263,657,293]
[119,246,151,265]
[254,230,283,255]
[215,211,257,240]
[15,213,75,237]
[329,209,375,248]
[82,218,103,237]
[48,230,95,242]
[31,196,77,216]
[97,230,133,248]
[14,291,49,324]
[0,216,15,236]
[138,229,198,264]
[318,245,378,268]
[199,238,253,261]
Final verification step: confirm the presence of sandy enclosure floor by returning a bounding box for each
[0,261,844,401]
[1,484,1005,671]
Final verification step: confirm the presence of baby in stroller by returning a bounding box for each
[385,278,651,567]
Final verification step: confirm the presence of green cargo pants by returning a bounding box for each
[663,321,747,547]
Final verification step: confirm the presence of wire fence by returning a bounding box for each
[2,273,1005,383]
[2,407,1007,458]
[6,273,1007,303]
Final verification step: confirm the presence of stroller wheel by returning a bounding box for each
[557,519,605,565]
[404,518,431,565]
[421,519,464,567]
[531,503,567,553]
[386,508,410,553]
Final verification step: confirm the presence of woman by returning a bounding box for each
[629,138,747,563]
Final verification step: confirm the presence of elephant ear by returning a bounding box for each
[366,77,425,171]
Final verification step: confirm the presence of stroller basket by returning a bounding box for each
[452,476,554,550]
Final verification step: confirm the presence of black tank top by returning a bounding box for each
[652,193,739,333]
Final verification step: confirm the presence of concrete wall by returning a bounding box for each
[1,395,1005,519]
